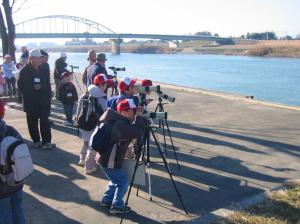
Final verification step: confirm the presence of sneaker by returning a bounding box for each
[32,141,42,148]
[99,201,111,207]
[78,159,85,167]
[41,143,56,150]
[110,206,131,215]
[85,167,97,175]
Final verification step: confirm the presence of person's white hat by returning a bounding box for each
[29,49,42,58]
[60,52,67,58]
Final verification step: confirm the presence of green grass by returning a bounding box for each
[218,182,300,224]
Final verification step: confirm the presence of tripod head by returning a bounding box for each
[157,96,168,105]
[69,65,79,73]
[68,65,83,93]
[156,90,175,103]
[109,66,125,73]
[108,66,125,78]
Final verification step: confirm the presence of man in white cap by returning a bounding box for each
[18,49,55,150]
[53,52,68,99]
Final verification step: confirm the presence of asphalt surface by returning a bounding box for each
[3,84,300,224]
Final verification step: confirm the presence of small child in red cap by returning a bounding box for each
[59,71,78,126]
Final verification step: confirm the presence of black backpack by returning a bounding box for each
[89,121,114,155]
[77,93,103,131]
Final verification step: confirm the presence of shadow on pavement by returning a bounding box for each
[167,120,300,158]
[24,192,82,224]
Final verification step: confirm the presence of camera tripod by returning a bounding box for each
[109,70,119,97]
[120,125,187,224]
[154,96,180,169]
[70,65,83,94]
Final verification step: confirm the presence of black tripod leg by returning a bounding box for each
[161,118,168,156]
[150,128,188,215]
[72,72,83,93]
[111,87,114,97]
[164,119,180,170]
[146,133,153,201]
[137,137,147,197]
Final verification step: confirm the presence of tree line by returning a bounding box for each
[195,30,300,41]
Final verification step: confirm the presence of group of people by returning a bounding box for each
[0,46,29,100]
[0,47,155,222]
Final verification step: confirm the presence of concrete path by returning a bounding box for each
[3,84,300,224]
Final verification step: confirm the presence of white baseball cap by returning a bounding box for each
[29,49,42,58]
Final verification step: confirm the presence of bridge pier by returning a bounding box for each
[110,38,123,55]
[169,40,180,48]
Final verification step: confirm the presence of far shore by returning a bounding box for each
[42,40,300,58]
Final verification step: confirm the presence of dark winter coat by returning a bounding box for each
[0,119,23,199]
[98,109,147,169]
[17,62,52,114]
[39,62,51,79]
[53,57,67,80]
[20,50,29,60]
[59,82,78,105]
[88,63,109,86]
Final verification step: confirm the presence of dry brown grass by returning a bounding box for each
[258,40,300,47]
[246,40,300,57]
[44,40,300,57]
[217,180,300,224]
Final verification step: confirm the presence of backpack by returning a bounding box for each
[0,136,34,186]
[77,93,103,131]
[89,122,114,155]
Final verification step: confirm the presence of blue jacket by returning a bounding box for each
[88,63,108,86]
[2,63,15,79]
[107,93,139,110]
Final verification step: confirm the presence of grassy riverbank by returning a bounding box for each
[218,180,300,224]
[44,40,300,58]
[180,40,300,58]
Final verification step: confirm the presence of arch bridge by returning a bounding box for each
[15,15,231,54]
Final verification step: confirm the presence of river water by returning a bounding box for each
[28,52,300,106]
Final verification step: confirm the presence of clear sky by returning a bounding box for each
[12,0,300,41]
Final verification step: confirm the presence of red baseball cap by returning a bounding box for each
[118,77,137,92]
[141,79,153,87]
[0,99,5,118]
[93,74,108,85]
[117,99,137,113]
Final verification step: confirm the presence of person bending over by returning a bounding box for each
[98,99,147,214]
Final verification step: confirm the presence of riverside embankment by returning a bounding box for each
[43,40,300,58]
[3,82,300,224]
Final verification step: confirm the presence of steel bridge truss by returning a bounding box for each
[15,15,116,36]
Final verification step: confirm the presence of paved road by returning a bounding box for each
[3,84,300,224]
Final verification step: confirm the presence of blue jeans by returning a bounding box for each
[63,104,74,123]
[5,77,16,96]
[101,168,128,208]
[0,190,25,224]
